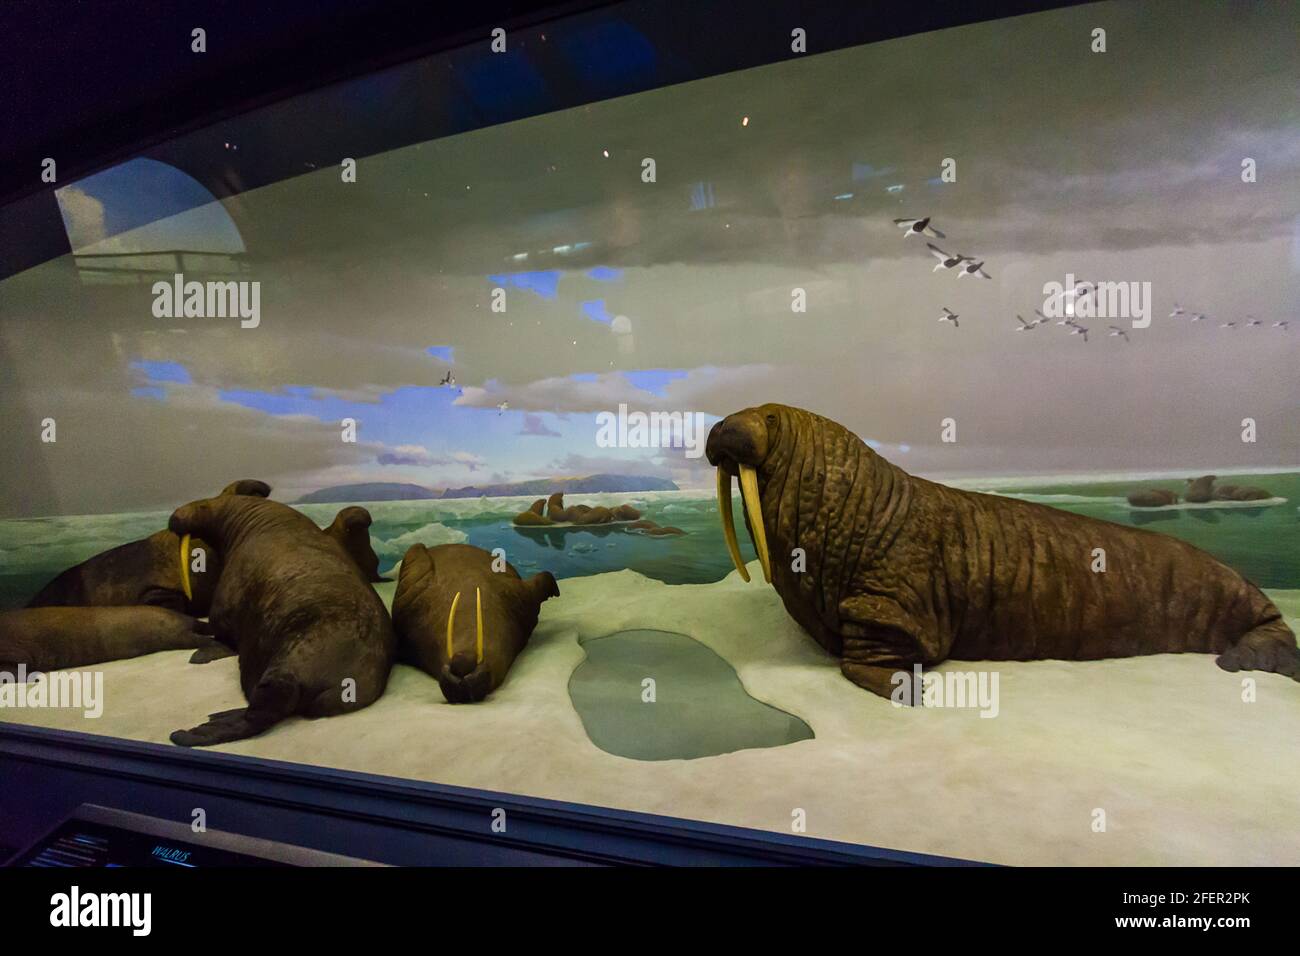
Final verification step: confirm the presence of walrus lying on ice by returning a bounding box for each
[26,478,271,614]
[392,543,558,702]
[166,495,396,745]
[0,606,221,673]
[705,403,1299,699]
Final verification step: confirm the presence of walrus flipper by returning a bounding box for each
[837,595,940,702]
[1215,617,1300,681]
[170,676,300,747]
[188,642,237,664]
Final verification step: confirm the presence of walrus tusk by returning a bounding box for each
[475,587,484,664]
[179,533,193,602]
[738,465,773,584]
[446,591,461,659]
[717,468,751,583]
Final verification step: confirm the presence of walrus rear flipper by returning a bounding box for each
[170,676,300,747]
[1216,617,1300,681]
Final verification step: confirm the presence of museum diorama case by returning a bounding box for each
[1,0,1297,866]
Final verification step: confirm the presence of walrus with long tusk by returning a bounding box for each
[166,495,396,746]
[26,478,272,615]
[392,543,559,703]
[706,403,1299,699]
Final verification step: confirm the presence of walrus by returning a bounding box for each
[1184,475,1217,503]
[26,478,272,615]
[705,403,1299,699]
[166,495,396,746]
[1213,484,1272,502]
[0,606,220,672]
[1127,489,1179,507]
[323,506,386,582]
[392,543,558,703]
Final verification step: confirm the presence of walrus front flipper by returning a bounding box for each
[1216,617,1300,681]
[189,642,237,664]
[838,595,940,702]
[170,676,300,747]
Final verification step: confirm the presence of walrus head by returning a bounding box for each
[393,543,560,703]
[325,506,386,582]
[705,404,795,584]
[706,404,903,619]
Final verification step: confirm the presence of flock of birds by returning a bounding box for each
[1167,303,1289,332]
[894,215,1291,340]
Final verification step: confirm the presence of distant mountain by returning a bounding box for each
[295,482,440,504]
[296,474,678,504]
[439,474,679,498]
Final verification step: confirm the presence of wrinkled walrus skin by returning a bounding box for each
[705,404,1299,700]
[166,496,396,746]
[392,543,558,703]
[0,606,219,672]
[25,478,272,615]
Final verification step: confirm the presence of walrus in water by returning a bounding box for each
[392,543,558,703]
[0,607,221,673]
[1184,475,1217,503]
[1213,484,1272,502]
[166,495,396,746]
[26,479,272,615]
[705,403,1299,699]
[323,506,386,582]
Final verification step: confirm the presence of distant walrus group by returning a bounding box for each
[1127,474,1275,507]
[705,403,1299,699]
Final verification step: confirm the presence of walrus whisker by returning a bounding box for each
[178,533,193,602]
[475,587,484,664]
[446,590,461,660]
[716,468,750,582]
[739,465,773,584]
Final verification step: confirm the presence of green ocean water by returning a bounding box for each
[1,472,1295,610]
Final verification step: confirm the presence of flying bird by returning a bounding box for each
[1246,316,1263,327]
[1191,312,1206,322]
[957,260,991,279]
[1014,315,1036,332]
[497,401,510,415]
[1069,325,1089,343]
[1169,304,1186,318]
[439,371,456,387]
[894,216,945,239]
[939,307,959,327]
[1107,325,1130,342]
[1219,321,1236,329]
[1273,321,1289,330]
[927,243,972,271]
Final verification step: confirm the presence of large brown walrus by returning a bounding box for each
[26,479,272,615]
[0,606,221,672]
[166,495,396,746]
[392,543,558,703]
[705,403,1299,699]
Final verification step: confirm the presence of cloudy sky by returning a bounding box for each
[2,0,1297,518]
